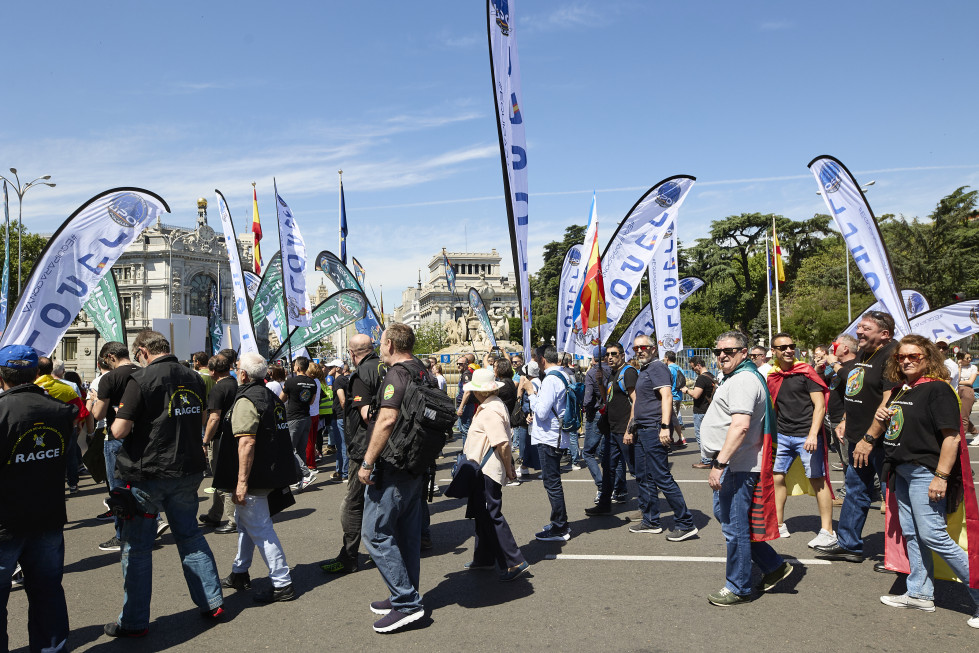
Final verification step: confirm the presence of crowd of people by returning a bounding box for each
[2,311,979,650]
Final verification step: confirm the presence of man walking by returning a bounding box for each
[528,346,573,542]
[321,334,385,574]
[585,342,635,514]
[625,335,698,540]
[359,323,430,633]
[200,352,238,534]
[104,329,223,637]
[815,312,897,566]
[682,355,715,469]
[214,352,298,603]
[702,331,791,605]
[0,345,77,653]
[279,356,318,490]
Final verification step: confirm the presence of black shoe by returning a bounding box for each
[104,622,148,638]
[420,536,433,550]
[873,561,900,574]
[221,571,251,590]
[584,505,612,516]
[215,523,237,534]
[199,514,221,526]
[813,544,864,562]
[255,583,296,603]
[320,557,358,574]
[96,509,115,521]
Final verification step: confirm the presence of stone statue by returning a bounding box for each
[171,273,182,314]
[444,319,461,345]
[493,308,509,341]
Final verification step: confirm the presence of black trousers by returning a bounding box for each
[472,475,525,570]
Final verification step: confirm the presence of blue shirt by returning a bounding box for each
[668,363,684,402]
[529,368,570,448]
[634,361,673,427]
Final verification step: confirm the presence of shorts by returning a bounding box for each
[773,432,825,478]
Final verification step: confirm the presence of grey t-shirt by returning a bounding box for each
[699,370,767,473]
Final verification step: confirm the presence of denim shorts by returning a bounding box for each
[773,432,825,478]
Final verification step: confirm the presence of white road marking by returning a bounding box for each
[544,553,830,565]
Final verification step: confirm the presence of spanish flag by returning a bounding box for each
[575,218,606,332]
[251,183,263,275]
[772,227,785,282]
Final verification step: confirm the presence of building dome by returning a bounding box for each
[197,197,208,209]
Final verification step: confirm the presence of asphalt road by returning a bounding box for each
[8,408,979,652]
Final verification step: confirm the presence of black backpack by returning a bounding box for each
[381,360,456,475]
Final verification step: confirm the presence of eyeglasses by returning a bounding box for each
[749,353,765,359]
[894,353,924,363]
[633,345,653,352]
[712,347,743,357]
[773,344,796,351]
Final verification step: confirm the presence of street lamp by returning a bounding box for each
[164,229,197,318]
[0,169,56,296]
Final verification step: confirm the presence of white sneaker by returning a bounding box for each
[968,609,979,628]
[880,594,935,612]
[571,463,583,471]
[505,478,521,487]
[299,473,317,490]
[970,436,979,447]
[807,529,837,549]
[778,523,790,538]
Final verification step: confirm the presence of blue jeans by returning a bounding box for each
[713,470,784,597]
[330,415,348,478]
[118,473,223,630]
[837,441,885,554]
[894,463,979,605]
[0,530,69,653]
[65,429,81,487]
[362,467,424,613]
[288,417,312,479]
[693,413,710,464]
[567,430,582,464]
[537,444,568,531]
[513,426,539,469]
[582,416,604,487]
[233,494,291,588]
[635,427,694,530]
[105,437,125,540]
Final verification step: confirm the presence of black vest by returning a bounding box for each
[212,381,299,492]
[116,355,208,482]
[344,352,386,461]
[0,384,77,535]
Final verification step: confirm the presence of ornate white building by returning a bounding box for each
[61,198,261,380]
[393,249,518,338]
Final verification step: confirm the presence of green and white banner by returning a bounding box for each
[83,269,127,345]
[251,252,287,345]
[270,289,368,361]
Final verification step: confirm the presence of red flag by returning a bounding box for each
[575,223,606,332]
[251,184,263,274]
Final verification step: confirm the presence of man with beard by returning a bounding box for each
[584,342,635,515]
[815,311,897,565]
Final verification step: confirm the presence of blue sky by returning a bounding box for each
[2,1,977,314]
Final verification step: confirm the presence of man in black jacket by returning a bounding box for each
[215,352,297,603]
[105,329,223,638]
[0,345,77,653]
[321,333,385,574]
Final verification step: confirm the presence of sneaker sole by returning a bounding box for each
[880,596,935,612]
[666,528,699,542]
[373,609,425,633]
[535,533,571,542]
[808,538,838,549]
[499,564,530,582]
[629,526,663,534]
[708,594,751,607]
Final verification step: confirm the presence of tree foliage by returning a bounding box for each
[528,224,585,346]
[0,222,48,310]
[413,321,450,355]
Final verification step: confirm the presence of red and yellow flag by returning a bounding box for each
[251,183,263,275]
[772,227,785,282]
[577,225,606,332]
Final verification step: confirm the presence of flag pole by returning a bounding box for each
[338,170,343,260]
[765,232,772,346]
[772,217,782,332]
[274,178,293,370]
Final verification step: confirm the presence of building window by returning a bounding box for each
[121,296,132,320]
[188,274,218,317]
[63,338,77,361]
[114,266,132,281]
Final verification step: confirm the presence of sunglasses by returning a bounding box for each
[608,352,622,357]
[749,353,765,358]
[712,347,743,357]
[634,345,653,352]
[773,344,796,351]
[894,353,924,363]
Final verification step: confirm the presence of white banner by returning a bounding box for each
[1,188,168,355]
[556,245,583,354]
[842,289,930,338]
[571,176,695,351]
[243,270,260,301]
[809,155,911,336]
[274,182,312,327]
[215,190,258,355]
[620,276,704,359]
[488,0,531,360]
[649,219,682,353]
[909,299,979,343]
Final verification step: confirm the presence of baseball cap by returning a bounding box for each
[328,359,344,368]
[0,345,39,368]
[936,338,950,346]
[592,346,608,359]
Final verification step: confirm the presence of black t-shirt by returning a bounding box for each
[633,361,673,427]
[282,375,318,421]
[774,374,823,437]
[692,373,715,415]
[844,340,899,443]
[97,363,141,427]
[498,376,518,415]
[333,374,349,401]
[377,363,413,412]
[208,376,238,417]
[607,365,638,434]
[882,380,960,472]
[827,359,856,424]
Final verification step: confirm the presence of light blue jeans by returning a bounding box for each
[118,473,223,630]
[330,415,348,478]
[105,437,126,539]
[233,493,291,588]
[693,413,711,464]
[894,463,979,605]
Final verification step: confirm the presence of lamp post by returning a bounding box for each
[0,169,56,296]
[818,180,875,323]
[164,229,197,318]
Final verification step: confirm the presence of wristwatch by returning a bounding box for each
[862,433,876,445]
[659,423,670,430]
[712,459,729,470]
[361,461,375,470]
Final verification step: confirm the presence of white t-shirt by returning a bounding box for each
[89,373,106,429]
[309,381,321,417]
[267,380,283,397]
[435,374,447,391]
[959,364,978,387]
[462,395,512,486]
[945,359,960,386]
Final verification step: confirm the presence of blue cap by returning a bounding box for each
[0,345,39,368]
[592,346,607,359]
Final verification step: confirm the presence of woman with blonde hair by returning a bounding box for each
[875,334,978,628]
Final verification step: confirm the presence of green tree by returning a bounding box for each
[0,222,48,311]
[414,321,451,355]
[528,224,585,346]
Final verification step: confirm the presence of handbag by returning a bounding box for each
[444,448,495,499]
